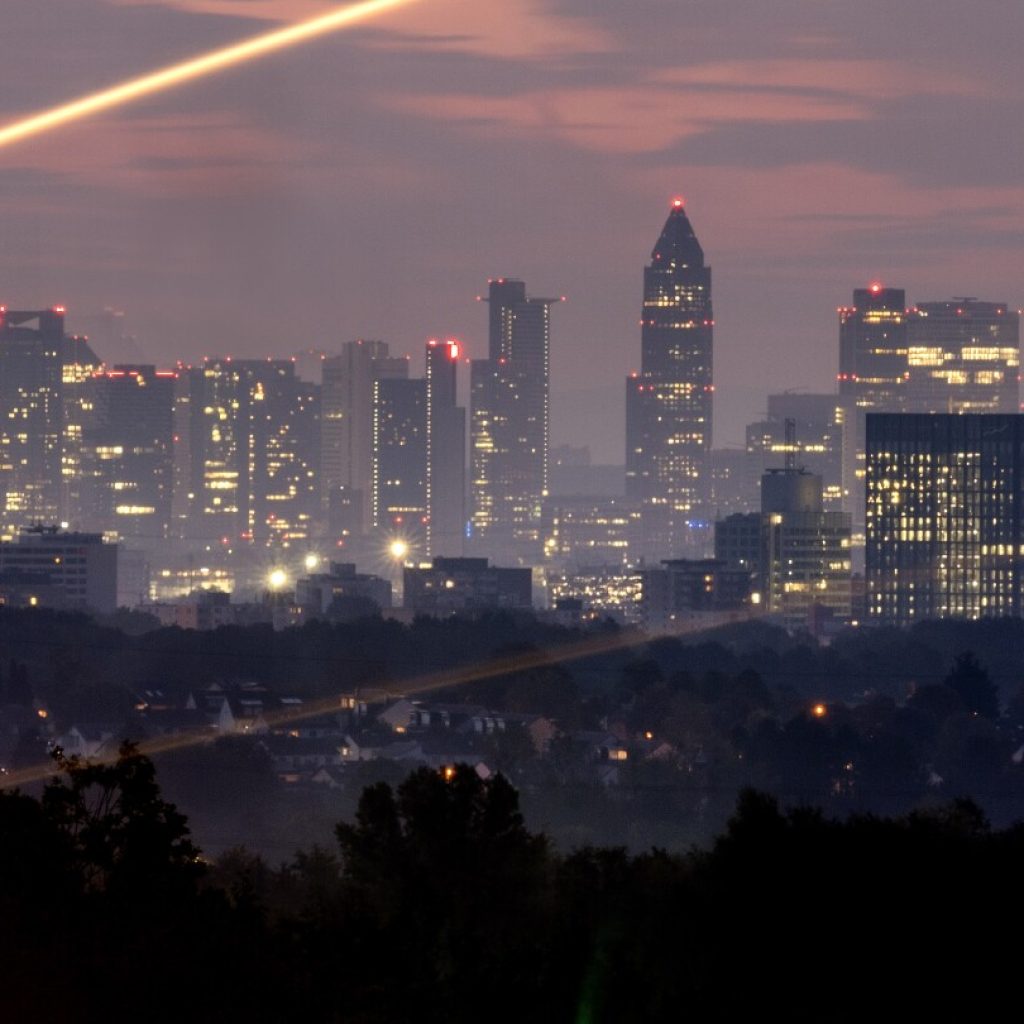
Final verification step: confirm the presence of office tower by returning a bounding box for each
[0,308,65,528]
[745,394,845,510]
[760,466,852,630]
[321,341,408,536]
[79,366,176,539]
[425,338,466,557]
[470,279,558,564]
[185,359,318,541]
[61,333,104,525]
[713,463,852,632]
[866,414,1024,624]
[838,286,909,413]
[837,286,908,545]
[906,300,1020,413]
[372,377,428,539]
[542,496,641,568]
[626,199,714,558]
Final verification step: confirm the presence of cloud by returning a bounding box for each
[110,0,612,59]
[386,81,870,154]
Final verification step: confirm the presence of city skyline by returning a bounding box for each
[4,1,1024,460]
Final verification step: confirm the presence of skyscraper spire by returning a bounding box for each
[626,198,714,558]
[651,198,705,268]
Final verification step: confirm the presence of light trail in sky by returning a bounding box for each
[0,0,416,151]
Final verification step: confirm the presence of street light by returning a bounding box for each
[267,568,288,591]
[304,553,320,572]
[389,539,409,562]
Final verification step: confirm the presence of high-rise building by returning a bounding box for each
[372,377,428,542]
[906,300,1020,413]
[470,279,558,563]
[321,341,408,537]
[866,413,1024,624]
[626,199,714,558]
[714,466,852,632]
[745,394,845,510]
[61,333,104,526]
[760,468,852,630]
[79,366,177,539]
[184,359,319,541]
[425,338,466,558]
[837,285,908,548]
[0,308,65,528]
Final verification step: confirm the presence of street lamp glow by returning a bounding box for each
[304,553,320,572]
[268,568,288,590]
[389,539,409,561]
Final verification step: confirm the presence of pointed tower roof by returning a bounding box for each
[651,198,704,268]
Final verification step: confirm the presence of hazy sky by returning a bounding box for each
[2,0,1023,460]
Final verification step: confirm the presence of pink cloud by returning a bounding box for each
[109,0,611,59]
[387,84,870,154]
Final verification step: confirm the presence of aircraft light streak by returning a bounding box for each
[0,0,416,151]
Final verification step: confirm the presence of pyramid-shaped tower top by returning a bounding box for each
[651,198,704,268]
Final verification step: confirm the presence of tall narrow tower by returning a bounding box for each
[626,199,714,558]
[425,338,466,558]
[470,278,558,564]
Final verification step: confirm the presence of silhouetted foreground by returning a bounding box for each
[0,745,1019,1023]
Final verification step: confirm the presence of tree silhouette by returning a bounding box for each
[944,651,1000,720]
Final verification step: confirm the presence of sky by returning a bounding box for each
[2,0,1023,460]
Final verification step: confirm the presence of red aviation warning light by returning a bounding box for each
[445,339,460,360]
[672,196,684,209]
[869,282,882,294]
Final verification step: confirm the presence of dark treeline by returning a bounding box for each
[0,747,1018,1023]
[4,605,1024,714]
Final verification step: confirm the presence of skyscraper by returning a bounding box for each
[425,338,466,557]
[321,340,408,536]
[372,376,427,541]
[184,358,318,541]
[470,279,558,563]
[0,308,65,528]
[906,299,1020,413]
[79,365,176,539]
[626,199,714,558]
[866,413,1024,624]
[837,285,908,547]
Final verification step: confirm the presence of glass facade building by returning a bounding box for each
[626,200,713,558]
[906,300,1019,414]
[470,279,557,563]
[866,413,1024,624]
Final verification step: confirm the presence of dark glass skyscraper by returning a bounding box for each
[866,413,1024,624]
[372,376,428,538]
[470,278,558,563]
[425,338,466,557]
[626,200,714,557]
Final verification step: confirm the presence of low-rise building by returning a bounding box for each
[403,557,532,616]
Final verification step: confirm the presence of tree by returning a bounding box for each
[334,765,552,1022]
[42,741,201,900]
[944,651,1000,720]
